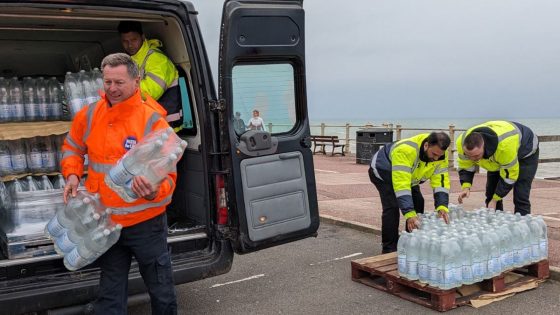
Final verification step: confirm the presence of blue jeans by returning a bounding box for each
[94,213,177,315]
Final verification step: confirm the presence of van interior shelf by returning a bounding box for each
[0,121,71,141]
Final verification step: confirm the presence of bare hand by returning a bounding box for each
[131,176,160,200]
[406,216,421,232]
[63,174,80,204]
[487,198,498,210]
[458,188,470,204]
[437,210,450,224]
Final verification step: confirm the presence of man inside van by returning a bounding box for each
[118,20,182,128]
[368,132,451,253]
[62,53,177,314]
[456,121,539,215]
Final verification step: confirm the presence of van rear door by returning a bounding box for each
[219,0,319,253]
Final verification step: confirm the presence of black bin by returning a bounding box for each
[356,128,393,164]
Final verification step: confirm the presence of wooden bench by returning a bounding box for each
[311,135,346,156]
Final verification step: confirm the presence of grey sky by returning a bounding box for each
[190,0,560,120]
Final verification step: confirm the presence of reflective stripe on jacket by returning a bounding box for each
[371,133,450,216]
[456,120,538,199]
[132,39,179,101]
[61,89,177,227]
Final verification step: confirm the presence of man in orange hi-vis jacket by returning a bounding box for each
[61,53,177,315]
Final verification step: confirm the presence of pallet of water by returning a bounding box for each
[397,205,548,290]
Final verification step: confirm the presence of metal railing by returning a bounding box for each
[305,122,560,168]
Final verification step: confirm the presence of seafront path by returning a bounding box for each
[313,154,560,275]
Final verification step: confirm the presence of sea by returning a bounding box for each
[310,117,560,179]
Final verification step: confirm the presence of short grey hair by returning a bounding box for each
[101,53,139,79]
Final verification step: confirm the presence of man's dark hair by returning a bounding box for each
[118,21,143,35]
[463,132,484,151]
[426,131,450,150]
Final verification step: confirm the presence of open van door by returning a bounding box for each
[219,0,319,253]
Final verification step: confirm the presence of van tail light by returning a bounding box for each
[215,174,228,225]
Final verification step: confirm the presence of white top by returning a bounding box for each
[248,117,265,131]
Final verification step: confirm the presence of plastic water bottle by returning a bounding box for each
[107,139,164,186]
[53,174,66,190]
[397,231,411,276]
[428,238,442,288]
[486,227,501,276]
[80,70,99,105]
[41,136,58,172]
[7,77,25,121]
[92,67,104,94]
[535,216,548,260]
[8,139,27,174]
[40,175,54,190]
[36,77,49,121]
[405,230,420,280]
[469,231,484,282]
[53,134,65,169]
[417,234,431,284]
[47,77,63,120]
[0,142,12,176]
[64,72,85,118]
[22,77,39,121]
[0,77,10,122]
[124,154,178,199]
[525,217,542,263]
[459,232,475,285]
[25,176,40,191]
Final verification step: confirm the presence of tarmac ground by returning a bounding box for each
[312,154,560,277]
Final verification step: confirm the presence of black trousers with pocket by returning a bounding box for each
[369,167,424,253]
[484,149,539,216]
[94,213,177,315]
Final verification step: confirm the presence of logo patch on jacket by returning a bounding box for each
[124,136,138,151]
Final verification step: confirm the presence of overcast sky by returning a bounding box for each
[190,0,560,121]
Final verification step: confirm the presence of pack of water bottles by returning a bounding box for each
[0,76,64,122]
[0,175,66,252]
[105,127,187,203]
[0,135,65,177]
[397,205,549,290]
[44,190,122,271]
[64,69,103,119]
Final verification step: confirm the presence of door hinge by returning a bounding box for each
[209,99,226,112]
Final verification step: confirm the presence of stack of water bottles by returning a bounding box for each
[0,76,63,122]
[397,205,548,290]
[64,69,103,119]
[105,127,187,203]
[45,191,122,271]
[0,135,65,177]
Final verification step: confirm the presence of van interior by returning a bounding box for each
[0,6,211,265]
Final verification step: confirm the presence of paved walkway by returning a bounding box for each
[313,154,560,269]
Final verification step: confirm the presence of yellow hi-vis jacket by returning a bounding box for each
[456,120,538,201]
[131,39,179,101]
[370,133,450,219]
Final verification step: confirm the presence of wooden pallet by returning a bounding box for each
[351,252,550,312]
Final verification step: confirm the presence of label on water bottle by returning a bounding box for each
[522,247,530,262]
[443,265,453,285]
[65,248,85,268]
[0,104,10,120]
[56,233,77,253]
[531,244,540,259]
[406,259,418,278]
[13,103,25,120]
[29,152,42,169]
[398,255,406,273]
[539,240,548,258]
[11,153,27,172]
[429,266,442,284]
[42,151,56,169]
[46,215,65,238]
[462,265,473,282]
[0,154,11,170]
[453,266,462,283]
[473,262,482,278]
[513,250,521,264]
[507,251,514,266]
[418,263,429,279]
[492,257,500,273]
[108,161,134,186]
[501,253,508,269]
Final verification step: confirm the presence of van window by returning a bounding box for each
[232,63,296,134]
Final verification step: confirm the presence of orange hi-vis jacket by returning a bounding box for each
[61,89,176,227]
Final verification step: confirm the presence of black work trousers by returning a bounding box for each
[369,167,424,253]
[485,149,539,216]
[94,213,177,315]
